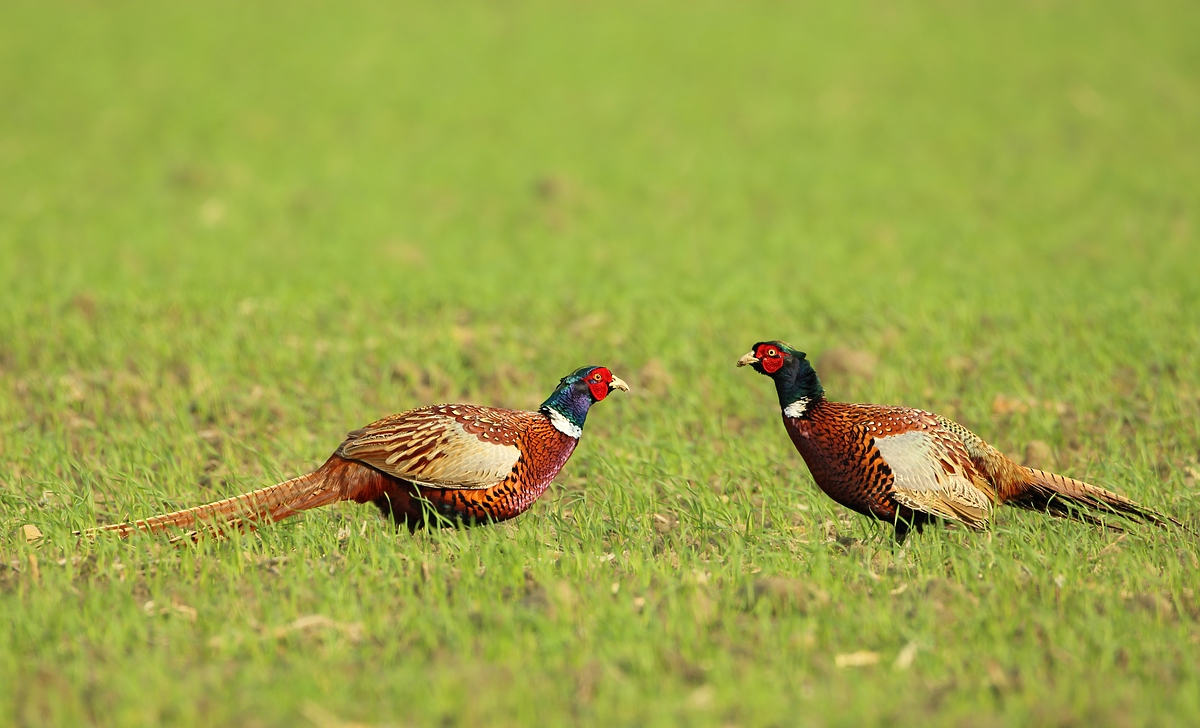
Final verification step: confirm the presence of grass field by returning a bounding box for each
[2,1,1200,725]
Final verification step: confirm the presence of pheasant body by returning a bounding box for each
[88,366,627,539]
[784,401,1003,533]
[739,341,1181,540]
[335,405,580,525]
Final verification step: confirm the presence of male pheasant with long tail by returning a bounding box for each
[738,341,1183,541]
[87,366,628,539]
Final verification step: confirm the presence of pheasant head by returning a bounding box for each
[737,341,825,417]
[540,365,629,437]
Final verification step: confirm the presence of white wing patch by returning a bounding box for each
[342,415,521,490]
[873,430,993,526]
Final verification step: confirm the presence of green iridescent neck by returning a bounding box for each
[775,352,825,412]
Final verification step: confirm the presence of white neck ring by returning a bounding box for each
[783,398,810,419]
[546,407,583,438]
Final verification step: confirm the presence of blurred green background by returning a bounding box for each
[2,1,1199,726]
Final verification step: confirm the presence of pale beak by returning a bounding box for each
[736,352,759,368]
[608,375,630,393]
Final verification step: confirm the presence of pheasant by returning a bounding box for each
[738,341,1183,542]
[86,365,628,539]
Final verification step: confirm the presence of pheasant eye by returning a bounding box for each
[767,348,777,357]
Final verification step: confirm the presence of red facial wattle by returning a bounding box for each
[756,344,784,374]
[588,369,611,400]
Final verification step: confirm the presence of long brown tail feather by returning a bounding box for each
[82,469,343,540]
[1010,468,1186,531]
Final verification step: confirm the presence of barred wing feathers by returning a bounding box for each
[337,405,534,490]
[864,408,995,528]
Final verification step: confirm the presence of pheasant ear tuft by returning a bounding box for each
[774,341,805,359]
